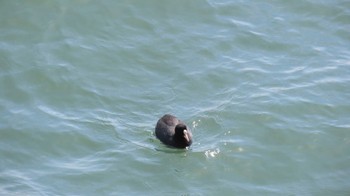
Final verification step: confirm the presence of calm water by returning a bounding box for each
[1,0,350,195]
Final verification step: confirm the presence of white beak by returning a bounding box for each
[183,129,189,141]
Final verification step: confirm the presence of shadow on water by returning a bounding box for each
[154,145,191,154]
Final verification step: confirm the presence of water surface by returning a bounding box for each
[1,0,350,195]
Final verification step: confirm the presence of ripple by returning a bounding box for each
[0,170,48,195]
[205,148,220,158]
[37,105,80,121]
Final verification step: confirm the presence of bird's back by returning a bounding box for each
[155,114,179,143]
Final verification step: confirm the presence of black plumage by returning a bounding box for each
[155,114,192,148]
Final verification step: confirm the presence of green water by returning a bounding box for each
[1,0,350,195]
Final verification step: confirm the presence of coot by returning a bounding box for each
[155,114,192,148]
